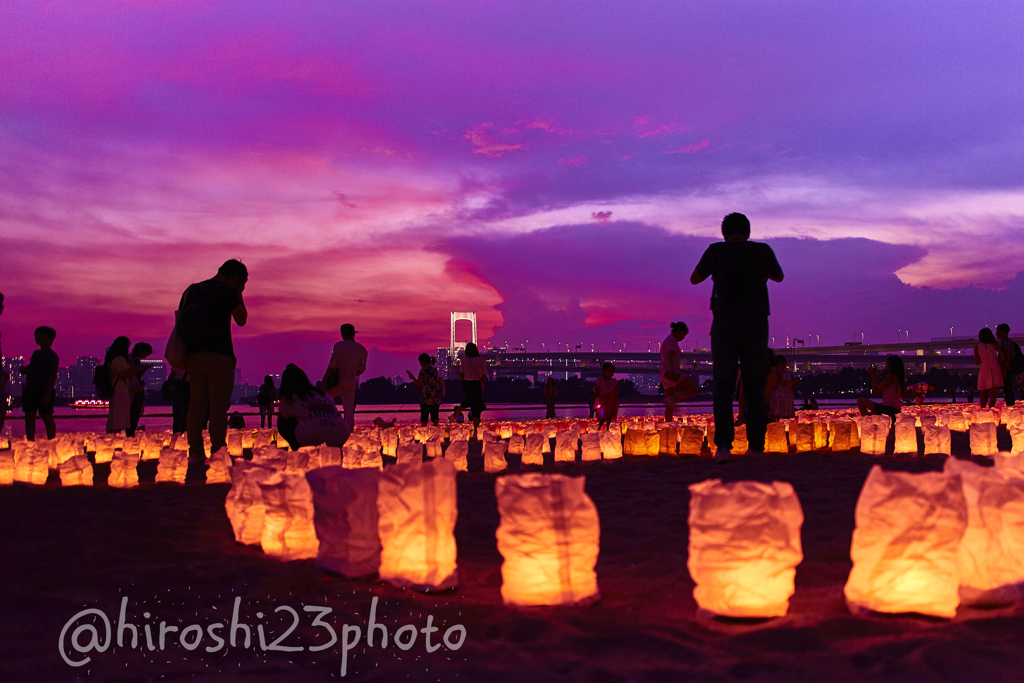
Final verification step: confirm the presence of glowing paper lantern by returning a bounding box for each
[241,429,255,449]
[948,413,968,432]
[108,451,140,488]
[306,466,381,577]
[320,446,342,467]
[344,444,383,471]
[226,430,244,457]
[225,463,279,544]
[155,448,188,484]
[893,416,919,455]
[995,452,1024,472]
[396,443,423,465]
[970,422,999,457]
[623,428,645,456]
[859,417,890,456]
[829,421,856,452]
[522,434,546,466]
[377,458,459,590]
[508,434,525,455]
[206,448,233,484]
[93,436,115,464]
[495,473,600,606]
[484,440,509,473]
[252,445,288,470]
[424,434,443,459]
[976,409,999,425]
[598,430,623,460]
[844,465,968,618]
[0,451,15,485]
[1009,426,1024,454]
[141,435,163,461]
[658,425,679,456]
[55,436,81,465]
[14,445,49,485]
[580,433,602,462]
[764,423,789,453]
[812,422,829,450]
[444,440,469,472]
[254,429,274,449]
[791,422,814,453]
[258,473,320,561]
[678,426,704,456]
[919,414,937,429]
[554,431,578,464]
[730,425,748,456]
[945,458,1024,606]
[449,425,472,442]
[58,454,93,487]
[923,424,952,456]
[687,479,804,617]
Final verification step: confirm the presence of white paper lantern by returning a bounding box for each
[658,425,679,455]
[599,429,623,460]
[844,465,968,618]
[252,445,288,470]
[970,422,999,457]
[396,442,423,465]
[343,444,383,471]
[1009,426,1024,454]
[945,458,1024,606]
[377,458,458,590]
[14,445,49,485]
[522,434,546,466]
[444,440,469,472]
[923,424,952,456]
[155,448,188,484]
[108,451,140,488]
[306,466,381,577]
[226,430,244,457]
[893,416,919,455]
[58,454,93,487]
[580,433,602,462]
[319,446,342,467]
[0,450,13,485]
[93,436,115,464]
[948,413,969,432]
[764,423,789,454]
[206,448,233,484]
[859,417,890,456]
[259,473,320,561]
[495,473,600,606]
[225,463,279,544]
[484,440,509,473]
[554,430,578,464]
[790,422,814,453]
[829,421,856,451]
[687,479,804,617]
[623,428,645,456]
[729,425,749,456]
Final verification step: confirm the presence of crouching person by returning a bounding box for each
[276,363,350,450]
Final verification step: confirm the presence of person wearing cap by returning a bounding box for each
[322,323,367,431]
[660,321,700,421]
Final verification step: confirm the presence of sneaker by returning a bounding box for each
[713,447,732,464]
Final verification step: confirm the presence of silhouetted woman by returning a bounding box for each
[105,336,134,434]
[451,343,487,429]
[276,363,349,450]
[975,327,1004,409]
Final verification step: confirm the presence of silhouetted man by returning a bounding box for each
[997,324,1020,407]
[323,323,367,432]
[691,213,783,462]
[180,259,248,461]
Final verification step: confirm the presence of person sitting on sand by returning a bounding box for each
[856,355,905,423]
[277,363,350,450]
[593,363,620,431]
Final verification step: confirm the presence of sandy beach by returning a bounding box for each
[1,423,1022,683]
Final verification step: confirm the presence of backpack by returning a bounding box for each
[177,285,213,350]
[93,363,114,399]
[1011,341,1024,375]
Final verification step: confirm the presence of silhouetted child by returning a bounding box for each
[593,362,619,431]
[228,411,245,429]
[20,326,58,440]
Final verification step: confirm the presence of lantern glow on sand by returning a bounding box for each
[306,466,382,577]
[259,473,320,561]
[687,479,804,618]
[495,473,600,606]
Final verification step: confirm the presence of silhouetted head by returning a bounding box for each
[340,323,357,340]
[465,343,480,358]
[775,354,787,367]
[602,362,615,379]
[106,336,131,364]
[131,342,153,358]
[670,321,688,340]
[721,212,751,240]
[262,375,275,387]
[997,323,1010,339]
[546,377,555,387]
[217,259,248,289]
[886,354,905,380]
[34,325,57,347]
[980,327,996,344]
[418,353,432,366]
[280,363,317,402]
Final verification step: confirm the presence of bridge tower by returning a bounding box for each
[450,311,478,359]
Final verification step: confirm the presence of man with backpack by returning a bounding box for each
[997,324,1023,407]
[178,260,248,461]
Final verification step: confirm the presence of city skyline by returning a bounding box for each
[1,1,1021,381]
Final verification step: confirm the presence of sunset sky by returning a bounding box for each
[1,1,1022,382]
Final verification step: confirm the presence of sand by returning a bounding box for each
[2,426,1023,682]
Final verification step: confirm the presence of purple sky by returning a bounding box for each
[1,1,1022,382]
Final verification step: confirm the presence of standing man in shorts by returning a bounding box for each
[660,321,700,421]
[691,213,784,462]
[20,326,59,441]
[323,323,367,432]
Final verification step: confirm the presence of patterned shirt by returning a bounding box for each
[418,365,444,405]
[1001,337,1016,371]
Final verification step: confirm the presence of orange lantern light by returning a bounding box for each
[258,473,320,561]
[306,466,381,577]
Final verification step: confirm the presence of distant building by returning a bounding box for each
[70,356,101,399]
[2,357,25,396]
[436,347,451,379]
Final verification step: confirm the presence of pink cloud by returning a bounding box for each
[464,123,525,157]
[558,155,588,166]
[637,122,688,138]
[663,139,710,154]
[591,211,613,223]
